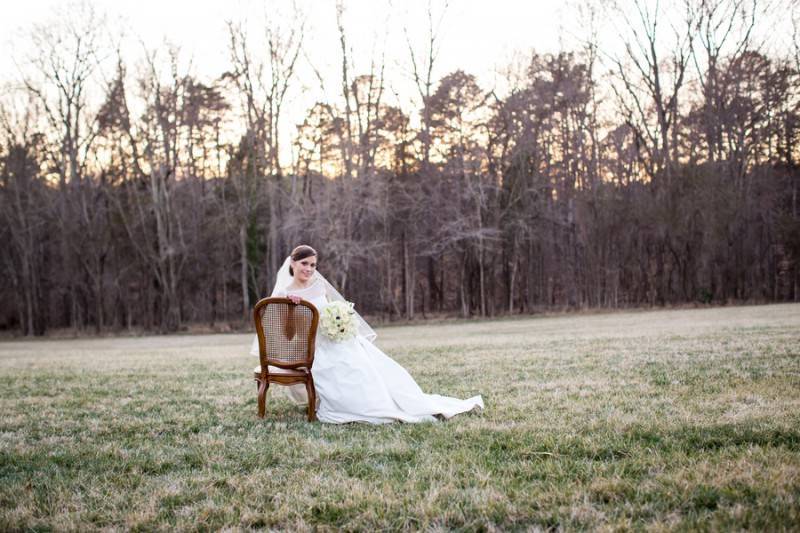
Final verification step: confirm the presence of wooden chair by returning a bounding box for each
[252,297,320,421]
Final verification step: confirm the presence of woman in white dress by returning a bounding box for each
[250,245,484,424]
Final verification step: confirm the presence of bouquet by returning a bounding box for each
[320,301,358,342]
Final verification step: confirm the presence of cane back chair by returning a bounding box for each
[252,297,320,421]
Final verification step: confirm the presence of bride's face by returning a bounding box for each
[292,255,317,283]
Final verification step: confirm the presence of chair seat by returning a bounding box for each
[253,365,309,377]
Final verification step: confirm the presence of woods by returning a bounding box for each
[1,0,798,335]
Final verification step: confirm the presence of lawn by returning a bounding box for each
[1,304,799,530]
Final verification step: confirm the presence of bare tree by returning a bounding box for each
[3,0,797,335]
[0,91,48,334]
[16,2,107,328]
[225,8,305,314]
[405,0,449,170]
[691,0,757,163]
[607,0,696,186]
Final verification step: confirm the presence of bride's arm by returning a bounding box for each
[277,289,302,304]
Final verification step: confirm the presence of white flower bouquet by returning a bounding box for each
[320,301,358,342]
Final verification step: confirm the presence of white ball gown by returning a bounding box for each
[250,279,484,424]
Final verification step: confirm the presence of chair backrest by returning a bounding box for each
[253,297,319,370]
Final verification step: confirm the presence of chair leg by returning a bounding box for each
[305,375,317,422]
[257,379,268,419]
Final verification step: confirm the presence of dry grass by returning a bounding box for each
[1,303,799,530]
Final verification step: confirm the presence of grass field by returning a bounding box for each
[1,304,799,530]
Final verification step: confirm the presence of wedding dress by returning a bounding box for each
[250,261,484,424]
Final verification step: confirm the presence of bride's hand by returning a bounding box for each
[287,294,302,304]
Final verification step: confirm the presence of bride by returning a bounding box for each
[250,244,484,424]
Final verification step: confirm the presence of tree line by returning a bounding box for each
[1,0,798,335]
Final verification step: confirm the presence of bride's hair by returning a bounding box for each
[288,245,317,276]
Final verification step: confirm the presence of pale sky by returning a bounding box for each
[1,0,573,97]
[1,0,793,165]
[1,0,581,164]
